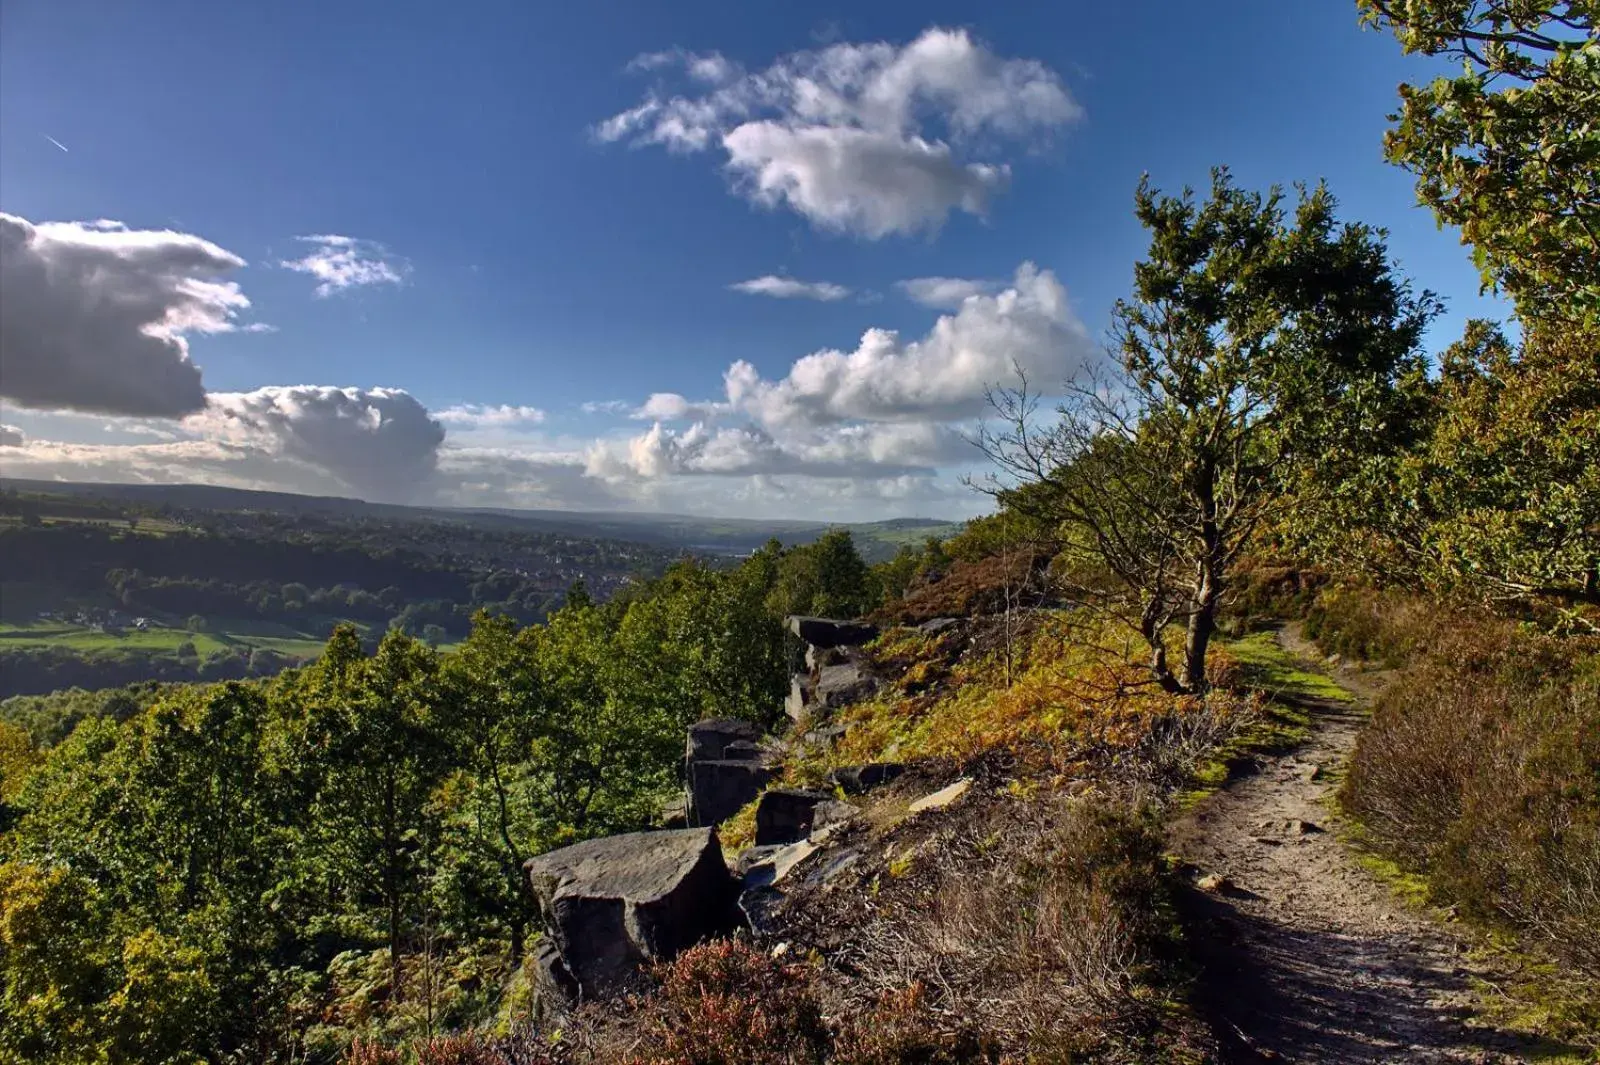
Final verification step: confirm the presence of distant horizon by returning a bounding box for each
[0,475,973,529]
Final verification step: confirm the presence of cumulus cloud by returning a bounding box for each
[654,262,1091,429]
[729,275,852,301]
[280,234,405,297]
[434,403,546,428]
[596,27,1079,237]
[0,424,23,447]
[580,399,633,415]
[0,213,255,417]
[896,275,1001,309]
[191,385,445,502]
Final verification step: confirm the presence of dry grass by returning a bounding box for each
[1316,587,1600,1026]
[775,790,1214,1063]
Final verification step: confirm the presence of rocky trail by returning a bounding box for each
[1171,625,1556,1064]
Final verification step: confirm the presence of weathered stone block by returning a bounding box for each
[525,828,740,1000]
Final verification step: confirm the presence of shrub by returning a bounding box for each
[1326,591,1600,977]
[627,939,828,1065]
[832,984,993,1064]
[840,797,1174,1055]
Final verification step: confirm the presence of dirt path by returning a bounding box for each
[1170,625,1542,1064]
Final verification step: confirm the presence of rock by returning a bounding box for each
[787,616,879,649]
[816,849,861,884]
[658,795,688,830]
[908,778,972,814]
[785,674,815,721]
[533,940,579,1008]
[741,838,820,889]
[688,759,774,827]
[755,788,830,846]
[917,617,961,636]
[812,660,879,710]
[802,724,848,748]
[721,740,765,761]
[811,799,858,834]
[1197,872,1232,894]
[525,828,741,999]
[828,762,905,795]
[686,718,762,763]
[804,643,848,671]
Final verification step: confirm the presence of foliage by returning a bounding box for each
[1302,320,1600,614]
[979,169,1438,691]
[1313,589,1600,983]
[0,554,789,1062]
[1359,0,1600,322]
[763,530,878,620]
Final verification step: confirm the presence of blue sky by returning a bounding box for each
[0,1,1504,519]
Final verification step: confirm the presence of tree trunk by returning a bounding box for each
[1185,462,1223,693]
[384,771,402,1002]
[1140,601,1184,694]
[1183,595,1217,694]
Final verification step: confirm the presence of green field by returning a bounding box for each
[0,620,327,659]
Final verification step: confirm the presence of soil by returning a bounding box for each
[1169,624,1552,1064]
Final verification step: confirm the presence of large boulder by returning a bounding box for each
[525,828,741,1000]
[686,718,763,763]
[787,616,879,649]
[813,659,879,710]
[688,759,774,827]
[685,718,772,827]
[754,788,830,846]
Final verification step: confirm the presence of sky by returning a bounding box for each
[0,0,1506,521]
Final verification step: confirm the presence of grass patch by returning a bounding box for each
[1223,631,1353,704]
[0,620,327,660]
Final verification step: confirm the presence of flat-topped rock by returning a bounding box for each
[755,788,831,846]
[908,778,972,814]
[525,828,741,999]
[686,718,763,763]
[786,616,879,649]
[688,758,774,827]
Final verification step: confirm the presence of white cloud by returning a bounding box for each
[729,275,851,301]
[596,27,1079,237]
[710,262,1090,428]
[0,424,23,447]
[280,234,405,297]
[633,393,730,422]
[434,403,547,428]
[896,275,1001,309]
[0,213,255,417]
[580,399,633,415]
[190,385,445,502]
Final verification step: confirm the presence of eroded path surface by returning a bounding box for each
[1170,626,1541,1064]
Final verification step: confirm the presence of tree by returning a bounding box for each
[439,613,541,959]
[1324,319,1600,610]
[980,170,1438,692]
[766,530,876,619]
[295,628,449,999]
[1359,0,1600,322]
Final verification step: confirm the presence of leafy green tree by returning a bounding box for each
[766,530,876,619]
[981,170,1438,691]
[1359,0,1599,322]
[294,628,449,999]
[1326,320,1600,609]
[439,613,541,958]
